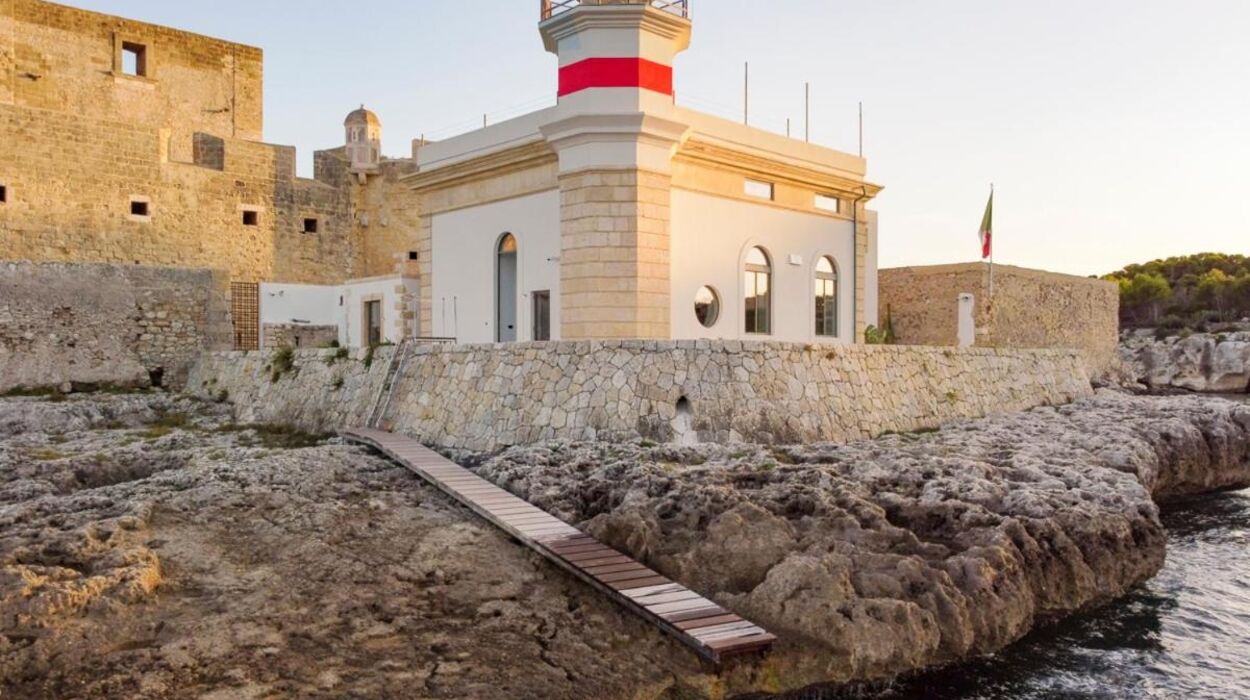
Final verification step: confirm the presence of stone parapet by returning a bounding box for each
[192,340,1092,451]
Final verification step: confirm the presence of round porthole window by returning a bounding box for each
[694,286,720,328]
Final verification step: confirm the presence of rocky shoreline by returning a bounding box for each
[466,390,1250,692]
[1120,330,1250,394]
[1,391,1248,698]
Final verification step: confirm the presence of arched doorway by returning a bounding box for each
[496,233,518,342]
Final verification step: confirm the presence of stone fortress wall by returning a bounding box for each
[190,340,1093,450]
[0,0,419,286]
[0,261,232,392]
[878,263,1120,377]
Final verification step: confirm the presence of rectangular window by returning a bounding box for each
[408,251,419,261]
[365,300,383,347]
[302,218,319,233]
[814,194,841,213]
[815,279,837,336]
[0,184,7,204]
[130,199,150,217]
[121,42,148,77]
[532,290,551,341]
[242,210,259,226]
[744,270,772,334]
[744,178,774,200]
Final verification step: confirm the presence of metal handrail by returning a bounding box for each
[541,0,689,20]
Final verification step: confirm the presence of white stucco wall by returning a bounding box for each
[670,189,860,344]
[258,283,340,349]
[260,277,417,349]
[431,190,561,344]
[259,283,339,326]
[341,276,420,348]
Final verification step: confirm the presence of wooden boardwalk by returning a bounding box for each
[342,427,776,664]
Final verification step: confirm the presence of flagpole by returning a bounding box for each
[987,183,994,313]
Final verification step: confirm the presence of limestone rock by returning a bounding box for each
[474,391,1250,688]
[1121,331,1250,394]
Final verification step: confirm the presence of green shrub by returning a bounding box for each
[28,448,67,461]
[140,426,173,440]
[216,422,329,449]
[151,411,190,429]
[324,347,350,366]
[1157,315,1186,331]
[271,346,296,382]
[2,385,60,398]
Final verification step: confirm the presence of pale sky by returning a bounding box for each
[69,0,1250,276]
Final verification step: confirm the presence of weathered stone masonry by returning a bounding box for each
[879,263,1120,377]
[0,0,420,287]
[1,261,232,392]
[191,341,1092,450]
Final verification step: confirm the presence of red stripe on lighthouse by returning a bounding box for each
[558,57,673,97]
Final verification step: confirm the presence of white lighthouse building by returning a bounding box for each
[410,0,882,345]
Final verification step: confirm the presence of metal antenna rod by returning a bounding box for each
[743,62,749,125]
[805,81,815,142]
[858,101,864,157]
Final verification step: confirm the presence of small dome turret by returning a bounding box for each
[345,106,381,129]
[345,104,382,173]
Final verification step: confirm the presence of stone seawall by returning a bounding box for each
[190,341,1093,449]
[188,346,396,432]
[0,262,232,392]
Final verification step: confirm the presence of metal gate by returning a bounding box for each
[230,282,260,351]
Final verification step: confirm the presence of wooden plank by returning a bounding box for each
[662,606,729,623]
[675,614,742,632]
[564,554,632,568]
[340,427,776,664]
[647,598,722,616]
[545,542,605,555]
[629,590,704,607]
[595,570,658,584]
[606,575,671,590]
[621,583,684,598]
[587,565,652,580]
[687,621,763,641]
[559,547,624,563]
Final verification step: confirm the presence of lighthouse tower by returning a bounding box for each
[539,0,693,340]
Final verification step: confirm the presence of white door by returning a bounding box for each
[957,293,975,348]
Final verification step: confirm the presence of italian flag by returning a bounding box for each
[978,189,994,260]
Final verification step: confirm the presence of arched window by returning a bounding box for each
[815,256,838,337]
[744,246,772,335]
[496,234,518,342]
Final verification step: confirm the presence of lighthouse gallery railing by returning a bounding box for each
[541,0,689,20]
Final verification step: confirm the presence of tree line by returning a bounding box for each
[1103,253,1250,329]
